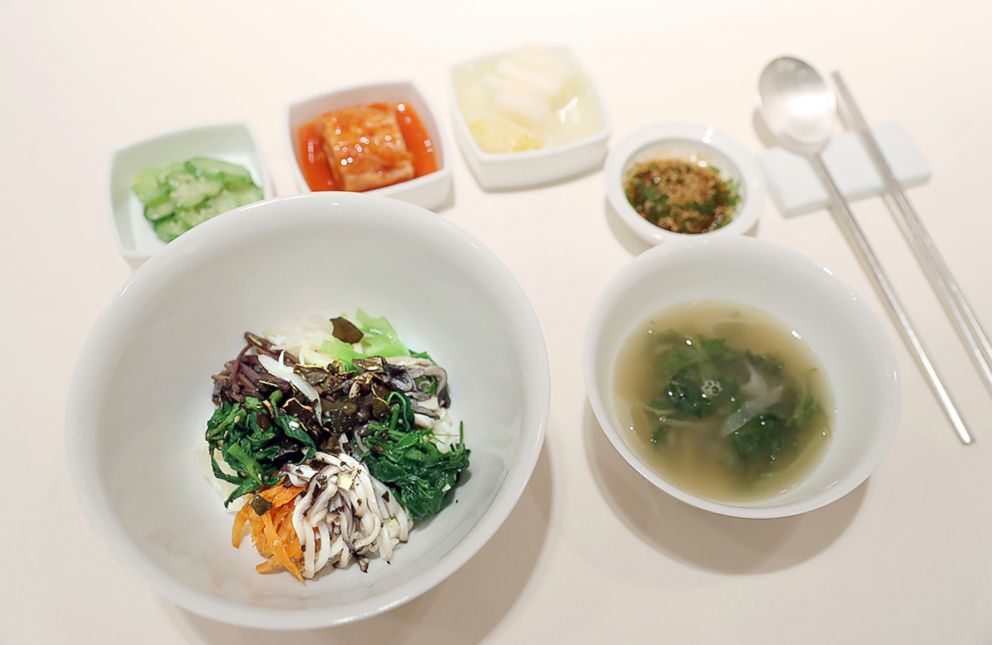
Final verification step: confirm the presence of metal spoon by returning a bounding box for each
[758,56,974,445]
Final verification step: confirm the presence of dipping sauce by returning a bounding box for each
[624,158,740,234]
[613,301,833,503]
[453,46,604,153]
[296,102,438,192]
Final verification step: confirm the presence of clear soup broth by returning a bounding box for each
[613,301,833,503]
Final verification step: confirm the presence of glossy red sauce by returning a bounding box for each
[296,121,337,191]
[394,102,439,177]
[296,102,438,192]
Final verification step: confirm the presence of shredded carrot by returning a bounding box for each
[260,484,305,507]
[230,483,305,583]
[232,503,252,547]
[262,512,303,582]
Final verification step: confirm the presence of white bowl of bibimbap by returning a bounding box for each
[65,192,550,629]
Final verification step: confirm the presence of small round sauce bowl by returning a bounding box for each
[605,123,765,245]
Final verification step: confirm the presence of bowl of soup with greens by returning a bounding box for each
[584,236,900,518]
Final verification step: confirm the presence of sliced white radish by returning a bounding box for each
[257,353,319,402]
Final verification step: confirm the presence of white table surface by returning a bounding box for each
[4,0,992,642]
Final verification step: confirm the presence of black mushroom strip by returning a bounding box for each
[330,317,364,344]
[213,332,453,451]
[328,357,449,408]
[211,332,338,446]
[318,374,393,435]
[289,356,453,438]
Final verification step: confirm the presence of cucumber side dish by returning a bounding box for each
[201,312,470,582]
[131,156,263,242]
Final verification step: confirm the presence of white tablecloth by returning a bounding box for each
[3,0,991,642]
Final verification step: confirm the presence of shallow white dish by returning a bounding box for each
[450,49,611,190]
[605,123,765,245]
[109,122,272,269]
[66,192,549,629]
[286,81,452,211]
[584,236,900,519]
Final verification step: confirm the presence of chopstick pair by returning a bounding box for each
[832,71,992,442]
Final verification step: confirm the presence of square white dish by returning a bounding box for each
[450,47,611,191]
[109,122,272,269]
[286,81,452,211]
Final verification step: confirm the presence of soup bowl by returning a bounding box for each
[65,192,550,628]
[584,236,900,518]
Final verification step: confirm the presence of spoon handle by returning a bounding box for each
[808,153,975,445]
[831,71,992,399]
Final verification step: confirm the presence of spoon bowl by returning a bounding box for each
[758,56,838,153]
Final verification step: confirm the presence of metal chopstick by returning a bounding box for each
[832,71,992,399]
[807,154,974,445]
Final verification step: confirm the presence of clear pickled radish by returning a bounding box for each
[454,46,604,154]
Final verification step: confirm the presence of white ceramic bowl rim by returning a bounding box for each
[583,235,901,519]
[604,123,766,244]
[66,192,550,629]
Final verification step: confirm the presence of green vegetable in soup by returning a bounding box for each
[730,413,786,459]
[614,302,833,503]
[645,329,822,479]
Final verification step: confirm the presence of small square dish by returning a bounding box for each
[109,122,271,268]
[286,81,452,211]
[450,45,611,190]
